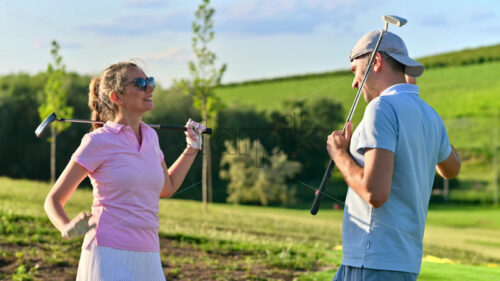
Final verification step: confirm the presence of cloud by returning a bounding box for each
[80,11,191,36]
[468,11,500,35]
[140,47,192,62]
[61,42,84,50]
[221,0,355,21]
[32,40,83,50]
[477,23,500,34]
[216,0,366,34]
[468,11,497,22]
[418,14,450,28]
[81,0,374,37]
[33,40,42,49]
[124,0,172,9]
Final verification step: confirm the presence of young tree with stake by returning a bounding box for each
[176,0,226,211]
[38,40,73,183]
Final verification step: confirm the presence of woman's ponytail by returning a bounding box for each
[88,77,104,130]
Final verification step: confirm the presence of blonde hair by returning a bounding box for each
[88,62,140,130]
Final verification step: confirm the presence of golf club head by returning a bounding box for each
[383,15,407,27]
[35,112,57,138]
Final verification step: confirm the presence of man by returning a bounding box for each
[327,31,461,280]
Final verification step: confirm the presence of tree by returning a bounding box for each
[176,0,226,211]
[220,139,301,206]
[270,97,344,179]
[38,40,73,183]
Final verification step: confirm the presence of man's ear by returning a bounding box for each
[406,75,417,85]
[373,52,384,72]
[109,91,122,105]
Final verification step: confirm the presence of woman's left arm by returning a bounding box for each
[160,119,203,198]
[160,148,199,198]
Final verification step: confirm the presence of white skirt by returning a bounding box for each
[76,240,166,281]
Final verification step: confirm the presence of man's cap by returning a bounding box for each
[350,30,424,77]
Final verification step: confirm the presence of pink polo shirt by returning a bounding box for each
[71,121,165,252]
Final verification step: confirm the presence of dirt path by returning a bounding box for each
[1,236,301,281]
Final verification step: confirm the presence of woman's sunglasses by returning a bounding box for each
[124,77,155,91]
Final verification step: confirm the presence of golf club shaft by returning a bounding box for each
[56,118,212,134]
[59,118,103,124]
[310,29,387,215]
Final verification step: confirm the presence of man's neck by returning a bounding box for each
[377,72,407,95]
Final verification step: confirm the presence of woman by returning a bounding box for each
[44,62,203,280]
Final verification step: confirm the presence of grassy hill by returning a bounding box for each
[1,177,500,280]
[216,46,500,202]
[418,44,500,69]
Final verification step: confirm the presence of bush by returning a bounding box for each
[220,138,301,206]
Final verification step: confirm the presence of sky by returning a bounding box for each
[0,0,499,87]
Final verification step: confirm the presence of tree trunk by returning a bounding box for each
[50,125,56,184]
[202,98,208,212]
[443,179,449,202]
[207,135,213,203]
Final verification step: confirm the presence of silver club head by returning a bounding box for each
[35,112,58,138]
[383,15,407,28]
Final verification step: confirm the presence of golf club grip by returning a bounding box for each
[310,159,336,215]
[158,124,212,134]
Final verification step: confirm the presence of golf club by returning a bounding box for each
[35,112,212,138]
[310,15,407,215]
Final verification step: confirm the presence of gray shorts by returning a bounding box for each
[333,265,418,281]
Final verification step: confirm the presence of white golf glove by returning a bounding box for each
[61,211,95,239]
[185,118,205,150]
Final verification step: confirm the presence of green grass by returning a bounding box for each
[297,261,500,281]
[418,262,500,281]
[216,62,500,201]
[1,177,500,280]
[423,205,500,262]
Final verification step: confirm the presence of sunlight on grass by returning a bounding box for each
[1,177,499,280]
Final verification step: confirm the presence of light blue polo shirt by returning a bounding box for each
[341,83,451,273]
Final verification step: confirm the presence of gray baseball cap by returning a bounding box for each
[350,30,424,77]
